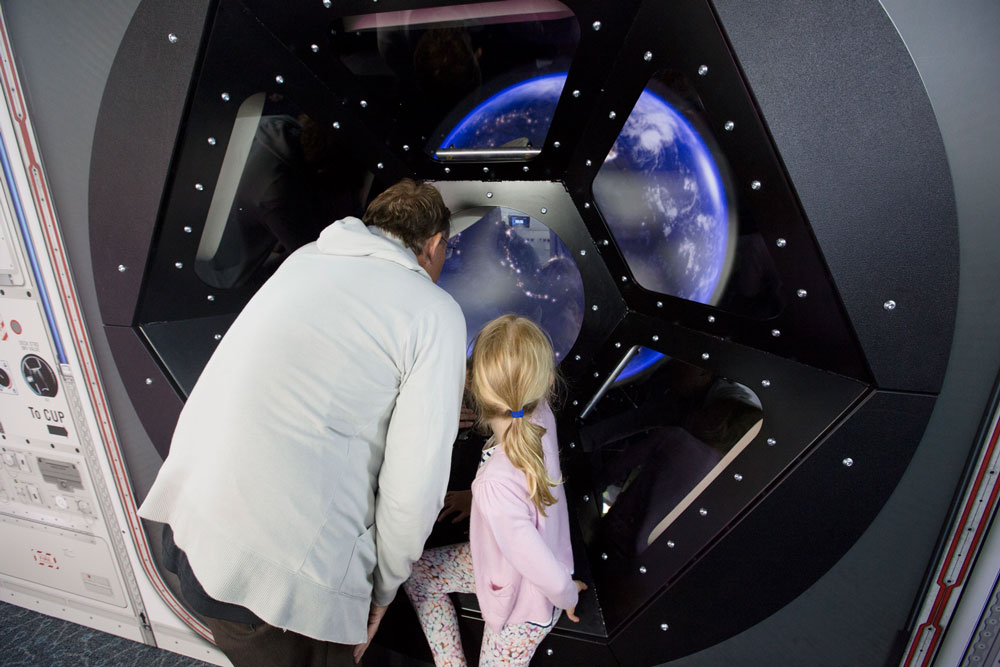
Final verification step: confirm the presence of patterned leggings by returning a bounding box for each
[403,542,557,666]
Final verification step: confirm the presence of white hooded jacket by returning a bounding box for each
[138,217,467,643]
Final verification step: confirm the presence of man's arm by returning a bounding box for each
[372,301,466,606]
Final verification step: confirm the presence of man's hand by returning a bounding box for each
[565,580,589,623]
[353,602,389,664]
[437,490,472,523]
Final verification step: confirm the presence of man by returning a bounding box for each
[139,179,467,666]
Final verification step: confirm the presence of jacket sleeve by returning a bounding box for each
[474,478,579,612]
[372,299,466,606]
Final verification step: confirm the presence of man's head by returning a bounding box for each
[363,179,451,282]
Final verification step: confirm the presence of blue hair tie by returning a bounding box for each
[509,409,525,418]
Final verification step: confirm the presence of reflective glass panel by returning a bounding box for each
[593,70,783,318]
[579,348,763,556]
[438,206,584,360]
[195,94,364,289]
[336,1,579,158]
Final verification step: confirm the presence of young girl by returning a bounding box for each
[403,314,586,666]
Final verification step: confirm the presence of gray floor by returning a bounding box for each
[0,601,431,667]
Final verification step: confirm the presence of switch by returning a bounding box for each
[16,453,30,473]
[54,495,68,509]
[27,484,41,504]
[2,452,15,467]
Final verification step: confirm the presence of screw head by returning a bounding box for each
[639,566,647,574]
[360,100,368,108]
[403,144,410,151]
[207,137,216,145]
[221,92,230,101]
[572,89,581,98]
[614,341,621,348]
[621,275,628,282]
[183,226,193,233]
[698,64,709,76]
[332,121,341,129]
[592,21,602,30]
[699,508,708,516]
[666,540,675,548]
[843,457,854,467]
[579,249,586,256]
[546,649,554,656]
[207,295,215,302]
[661,623,669,631]
[214,334,222,341]
[376,162,384,170]
[884,300,897,311]
[483,167,489,174]
[591,305,598,311]
[652,335,659,342]
[707,315,716,323]
[724,120,735,131]
[145,378,153,385]
[174,262,183,269]
[117,264,127,272]
[486,192,493,199]
[323,0,331,6]
[751,180,762,190]
[195,183,204,191]
[444,167,450,173]
[609,111,617,119]
[767,438,776,446]
[569,442,576,449]
[540,207,547,214]
[701,352,710,360]
[657,301,663,308]
[797,289,808,298]
[644,51,653,62]
[553,141,561,148]
[523,166,529,172]
[574,355,581,361]
[584,202,591,209]
[311,44,319,53]
[275,75,284,84]
[761,379,771,388]
[776,238,787,248]
[771,329,781,337]
[734,473,743,481]
[583,495,590,502]
[601,552,608,560]
[585,159,592,167]
[167,33,178,44]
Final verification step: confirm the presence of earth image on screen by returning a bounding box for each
[437,72,732,379]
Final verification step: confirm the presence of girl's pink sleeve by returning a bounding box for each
[474,478,579,611]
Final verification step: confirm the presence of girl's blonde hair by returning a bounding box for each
[471,315,560,515]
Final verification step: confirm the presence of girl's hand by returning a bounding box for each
[437,490,473,523]
[566,580,589,622]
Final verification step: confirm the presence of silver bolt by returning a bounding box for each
[666,540,675,548]
[776,238,787,248]
[593,372,599,378]
[797,289,808,298]
[609,111,617,119]
[523,166,529,172]
[602,240,609,246]
[652,335,659,342]
[403,144,410,151]
[884,300,897,311]
[708,315,716,323]
[376,162,384,170]
[167,33,178,44]
[614,342,621,348]
[574,355,581,361]
[221,92,230,101]
[486,192,493,199]
[761,379,771,388]
[360,100,367,108]
[751,180,762,190]
[572,400,579,406]
[661,623,669,631]
[583,495,590,502]
[572,89,581,98]
[145,378,153,385]
[639,566,647,574]
[592,21,602,31]
[323,0,331,6]
[553,141,561,148]
[698,64,709,76]
[483,167,489,174]
[214,334,222,340]
[644,51,653,62]
[332,121,341,129]
[546,649,554,656]
[569,442,576,449]
[771,329,781,337]
[275,75,284,84]
[584,202,591,209]
[724,121,735,131]
[734,473,743,481]
[621,275,628,282]
[585,159,592,167]
[195,183,204,191]
[311,44,319,53]
[843,457,854,467]
[208,137,216,145]
[699,508,708,516]
[767,438,776,446]
[117,264,127,272]
[701,352,710,360]
[444,167,450,174]
[657,301,663,308]
[174,262,183,269]
[207,295,215,301]
[601,552,608,560]
[591,305,598,311]
[579,249,586,256]
[183,226,193,233]
[540,207,547,214]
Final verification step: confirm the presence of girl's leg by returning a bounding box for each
[402,542,475,667]
[478,609,559,667]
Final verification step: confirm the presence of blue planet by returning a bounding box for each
[439,73,732,381]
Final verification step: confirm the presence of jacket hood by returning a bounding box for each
[315,217,429,279]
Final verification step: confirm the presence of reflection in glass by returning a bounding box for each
[579,349,762,556]
[336,1,579,157]
[195,94,363,289]
[437,207,584,360]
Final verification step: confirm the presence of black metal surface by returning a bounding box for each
[141,313,238,396]
[608,390,936,664]
[88,0,212,326]
[711,0,959,394]
[103,325,184,459]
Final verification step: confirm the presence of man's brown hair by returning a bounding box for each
[362,179,451,255]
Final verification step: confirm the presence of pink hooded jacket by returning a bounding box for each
[469,401,578,632]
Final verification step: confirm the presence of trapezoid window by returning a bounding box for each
[438,205,584,361]
[579,348,762,556]
[334,1,580,161]
[593,69,783,319]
